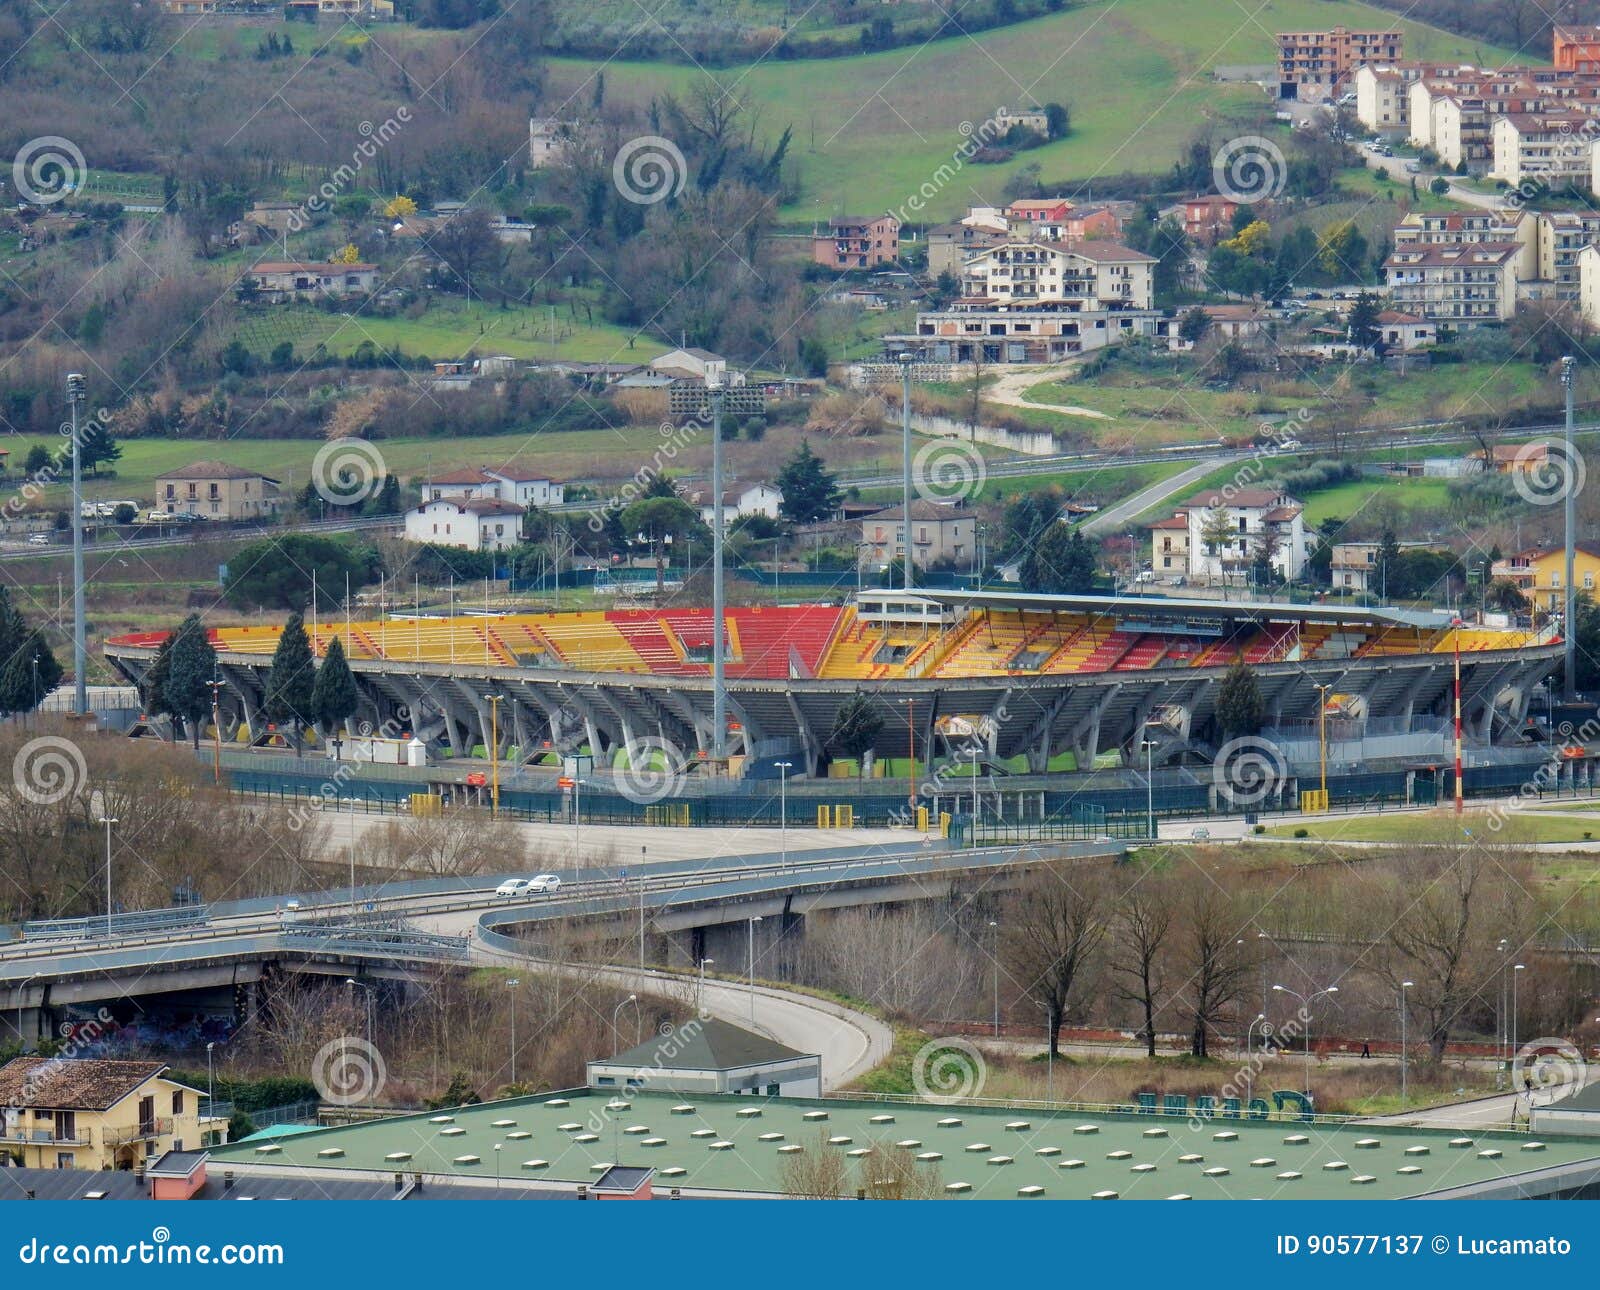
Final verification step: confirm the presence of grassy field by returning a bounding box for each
[542,0,1511,221]
[1262,812,1600,845]
[1296,475,1454,527]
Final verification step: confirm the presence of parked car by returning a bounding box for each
[26,534,50,546]
[1404,161,1421,174]
[1190,827,1211,841]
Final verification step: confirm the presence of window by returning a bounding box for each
[1587,572,1596,590]
[767,1083,780,1097]
[56,1153,73,1170]
[172,1091,183,1115]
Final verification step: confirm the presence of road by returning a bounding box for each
[1081,455,1229,535]
[1356,140,1506,211]
[0,513,400,560]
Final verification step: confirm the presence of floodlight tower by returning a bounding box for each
[709,377,727,768]
[66,373,87,716]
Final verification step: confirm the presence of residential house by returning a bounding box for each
[230,201,300,244]
[959,240,1154,310]
[1491,543,1600,612]
[1004,198,1073,225]
[696,483,784,526]
[1491,112,1595,188]
[246,260,377,302]
[528,118,576,168]
[1375,310,1437,350]
[419,466,563,508]
[404,497,524,551]
[926,221,1009,277]
[993,106,1051,135]
[1201,303,1270,339]
[859,500,976,570]
[1180,195,1239,247]
[1161,487,1311,584]
[1330,542,1380,593]
[1555,25,1600,74]
[1148,514,1189,578]
[648,348,731,385]
[1477,441,1558,475]
[157,462,282,521]
[1539,211,1600,300]
[1385,242,1522,325]
[0,1058,205,1171]
[812,215,900,270]
[1579,242,1600,328]
[1276,26,1402,100]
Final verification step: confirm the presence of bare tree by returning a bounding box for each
[779,1130,851,1198]
[1175,873,1252,1058]
[1000,864,1109,1058]
[858,1140,944,1198]
[1108,872,1174,1058]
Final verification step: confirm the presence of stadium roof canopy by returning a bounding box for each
[913,589,1455,629]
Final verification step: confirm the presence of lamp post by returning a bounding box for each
[697,958,714,1018]
[1399,980,1413,1107]
[898,350,914,594]
[1562,354,1577,699]
[506,977,520,1085]
[67,372,87,716]
[493,1142,502,1191]
[1140,737,1156,840]
[98,816,117,937]
[1512,963,1526,1089]
[611,993,637,1055]
[483,693,505,817]
[988,918,1000,1037]
[775,762,792,870]
[344,978,374,1105]
[747,916,763,1023]
[638,847,647,970]
[30,655,39,732]
[1247,1012,1267,1057]
[16,973,39,1052]
[1314,683,1332,802]
[207,675,224,785]
[1272,984,1338,1100]
[205,1041,216,1115]
[1452,616,1463,814]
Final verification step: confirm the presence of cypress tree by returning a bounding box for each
[311,636,359,738]
[265,613,317,756]
[166,614,218,749]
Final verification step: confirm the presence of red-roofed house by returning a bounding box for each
[1149,487,1311,584]
[245,260,377,302]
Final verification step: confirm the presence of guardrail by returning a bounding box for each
[22,904,210,942]
[280,925,470,961]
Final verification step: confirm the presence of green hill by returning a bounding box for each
[548,0,1519,220]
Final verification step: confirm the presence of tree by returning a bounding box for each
[1199,507,1236,587]
[1020,522,1096,595]
[1429,176,1450,197]
[776,442,841,524]
[1375,526,1402,601]
[828,694,882,778]
[1042,101,1071,140]
[432,210,505,301]
[383,195,418,220]
[1108,869,1174,1059]
[1001,864,1109,1059]
[1177,306,1210,344]
[265,613,316,756]
[620,496,704,594]
[77,418,121,475]
[1317,219,1368,282]
[1215,661,1264,740]
[1347,290,1381,350]
[1176,874,1251,1058]
[0,629,61,716]
[311,636,359,737]
[23,445,50,474]
[164,613,217,750]
[224,535,379,611]
[1483,577,1529,615]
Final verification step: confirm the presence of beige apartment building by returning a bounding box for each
[0,1058,207,1171]
[860,501,976,571]
[1385,242,1521,324]
[1491,112,1595,187]
[158,461,283,520]
[959,241,1154,310]
[1393,209,1538,282]
[1276,26,1401,100]
[1538,211,1600,299]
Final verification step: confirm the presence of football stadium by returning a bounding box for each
[104,589,1560,789]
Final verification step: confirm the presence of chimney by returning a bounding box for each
[224,1171,234,1192]
[134,1165,145,1189]
[577,1184,588,1200]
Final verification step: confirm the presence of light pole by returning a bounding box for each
[611,993,636,1055]
[493,1142,502,1191]
[898,350,914,593]
[506,977,520,1085]
[697,958,714,1018]
[709,378,727,772]
[1562,354,1577,699]
[775,762,792,870]
[747,916,763,1023]
[207,675,224,786]
[988,918,1000,1037]
[98,816,117,937]
[1247,1013,1267,1057]
[344,978,374,1104]
[1272,984,1338,1101]
[205,1041,216,1115]
[1512,963,1526,1089]
[1314,683,1332,801]
[67,372,86,716]
[638,847,647,970]
[1140,737,1156,840]
[1452,616,1463,815]
[16,973,39,1052]
[483,693,504,817]
[1399,981,1413,1107]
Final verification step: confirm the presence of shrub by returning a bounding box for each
[1293,827,1309,839]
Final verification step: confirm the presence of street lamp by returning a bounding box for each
[344,978,375,1105]
[16,973,39,1052]
[98,817,118,937]
[506,977,521,1086]
[747,916,763,1023]
[988,919,1000,1037]
[483,693,505,817]
[1247,1012,1267,1057]
[1313,683,1332,801]
[205,1041,216,1115]
[493,1142,502,1192]
[1512,963,1526,1089]
[774,762,792,870]
[1399,981,1413,1107]
[1272,984,1339,1101]
[611,993,637,1055]
[697,958,714,1018]
[1139,737,1157,840]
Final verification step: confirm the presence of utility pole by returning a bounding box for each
[1562,355,1577,700]
[67,374,87,715]
[899,351,914,593]
[710,380,727,770]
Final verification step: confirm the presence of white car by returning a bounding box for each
[494,875,561,897]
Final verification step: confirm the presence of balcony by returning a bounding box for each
[106,1118,174,1147]
[0,1127,86,1146]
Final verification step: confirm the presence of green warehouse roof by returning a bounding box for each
[208,1090,1600,1200]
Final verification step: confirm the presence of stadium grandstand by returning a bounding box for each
[104,591,1559,782]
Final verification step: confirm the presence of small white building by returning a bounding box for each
[648,348,741,385]
[585,1018,822,1098]
[419,466,563,508]
[1174,487,1312,585]
[528,117,576,168]
[405,497,524,551]
[698,483,783,525]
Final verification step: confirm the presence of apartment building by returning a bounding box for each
[157,461,283,520]
[811,215,900,270]
[419,466,564,508]
[1385,242,1522,324]
[1555,25,1600,74]
[404,497,524,551]
[1353,62,1470,135]
[1392,209,1538,284]
[1538,211,1600,300]
[1179,195,1240,247]
[1149,489,1311,584]
[1491,543,1600,612]
[959,241,1154,310]
[1491,112,1596,188]
[1149,515,1189,578]
[859,500,975,570]
[926,221,1009,277]
[0,1058,206,1171]
[1276,26,1402,101]
[1579,243,1600,328]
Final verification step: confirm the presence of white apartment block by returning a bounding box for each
[1385,242,1521,324]
[959,241,1154,310]
[1538,211,1600,299]
[405,498,524,551]
[1392,209,1538,282]
[1491,112,1596,187]
[1579,244,1600,329]
[1158,489,1312,585]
